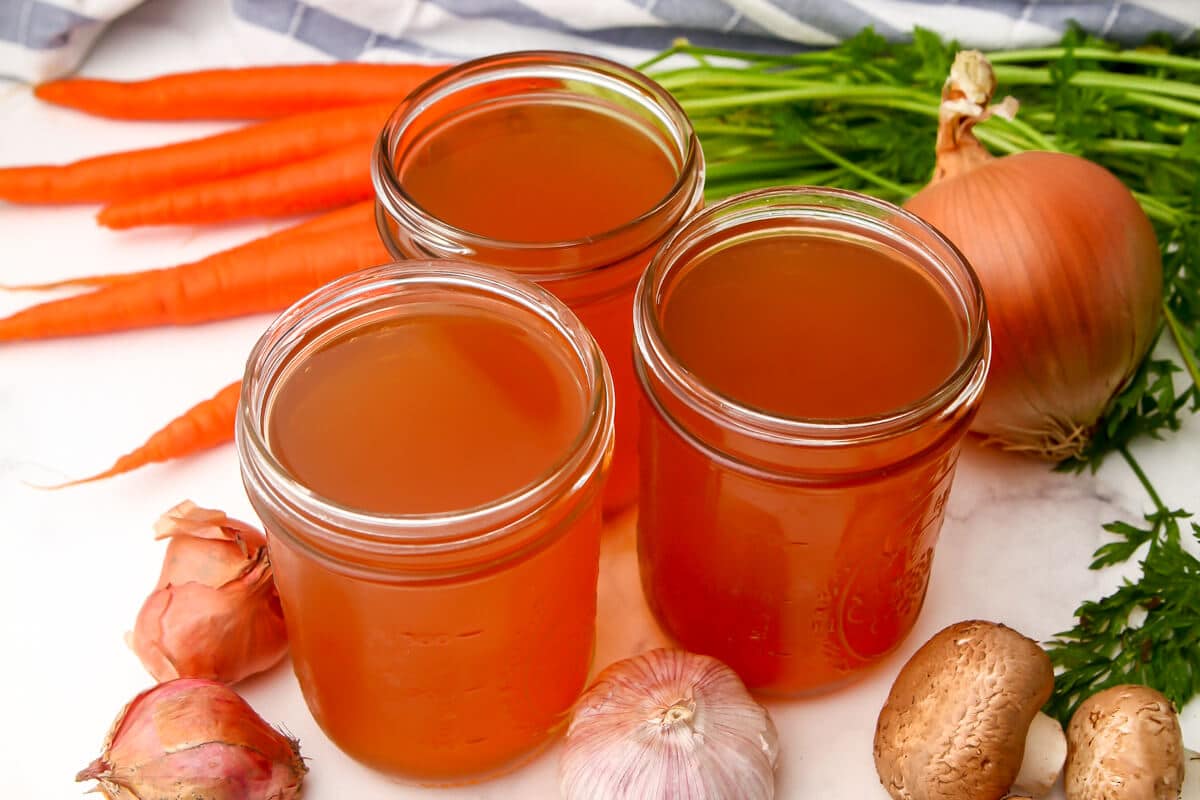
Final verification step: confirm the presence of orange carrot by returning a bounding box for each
[1,200,375,292]
[0,103,394,204]
[52,381,242,487]
[96,140,374,229]
[34,63,448,120]
[0,217,389,341]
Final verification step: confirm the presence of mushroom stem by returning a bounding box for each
[1012,711,1066,797]
[1184,749,1200,799]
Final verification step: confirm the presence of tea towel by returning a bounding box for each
[228,0,1200,63]
[2,0,1198,82]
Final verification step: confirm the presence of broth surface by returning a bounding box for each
[661,233,964,419]
[399,100,679,242]
[268,306,586,515]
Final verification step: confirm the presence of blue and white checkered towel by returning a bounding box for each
[3,0,1198,81]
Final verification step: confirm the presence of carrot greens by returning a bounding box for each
[1043,451,1200,724]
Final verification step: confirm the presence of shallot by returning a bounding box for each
[76,678,306,800]
[129,500,287,684]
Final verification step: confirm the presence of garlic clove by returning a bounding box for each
[129,501,288,684]
[560,648,779,800]
[77,678,306,800]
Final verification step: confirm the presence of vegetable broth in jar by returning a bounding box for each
[633,188,990,694]
[238,261,613,782]
[373,51,704,515]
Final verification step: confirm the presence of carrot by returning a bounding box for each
[0,103,394,205]
[34,63,448,120]
[0,215,389,341]
[51,381,241,487]
[1,200,375,292]
[96,139,374,229]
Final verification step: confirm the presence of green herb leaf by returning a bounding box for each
[1045,502,1200,724]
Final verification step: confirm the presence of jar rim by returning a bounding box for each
[371,50,702,264]
[633,186,991,446]
[237,260,614,555]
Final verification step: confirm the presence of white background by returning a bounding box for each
[1,1,1198,796]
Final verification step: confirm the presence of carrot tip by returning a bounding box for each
[32,82,63,102]
[0,278,102,292]
[23,477,70,491]
[95,207,131,230]
[26,470,113,490]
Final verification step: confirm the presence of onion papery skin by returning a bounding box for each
[906,149,1162,459]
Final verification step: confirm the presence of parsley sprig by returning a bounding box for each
[1045,449,1200,723]
[642,27,1200,721]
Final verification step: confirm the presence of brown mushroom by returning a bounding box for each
[1064,684,1196,799]
[874,620,1067,799]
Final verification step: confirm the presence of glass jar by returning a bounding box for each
[237,261,613,782]
[372,51,704,515]
[633,188,990,694]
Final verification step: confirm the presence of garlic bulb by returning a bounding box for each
[76,678,306,800]
[560,648,779,800]
[129,500,288,684]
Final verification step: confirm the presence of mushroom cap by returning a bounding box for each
[1064,684,1184,800]
[873,620,1054,800]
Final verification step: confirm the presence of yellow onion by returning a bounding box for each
[129,501,287,684]
[77,678,306,800]
[905,50,1162,459]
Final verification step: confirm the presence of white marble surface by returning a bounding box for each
[2,1,1198,797]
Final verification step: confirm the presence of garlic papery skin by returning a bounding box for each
[560,648,779,800]
[76,678,306,800]
[129,500,288,684]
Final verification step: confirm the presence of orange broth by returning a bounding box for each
[268,310,586,513]
[639,231,972,692]
[395,100,682,513]
[263,305,602,779]
[661,235,962,418]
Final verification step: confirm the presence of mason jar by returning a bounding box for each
[237,261,613,781]
[633,187,990,694]
[372,51,703,515]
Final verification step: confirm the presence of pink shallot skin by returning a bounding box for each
[129,500,288,684]
[77,678,306,800]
